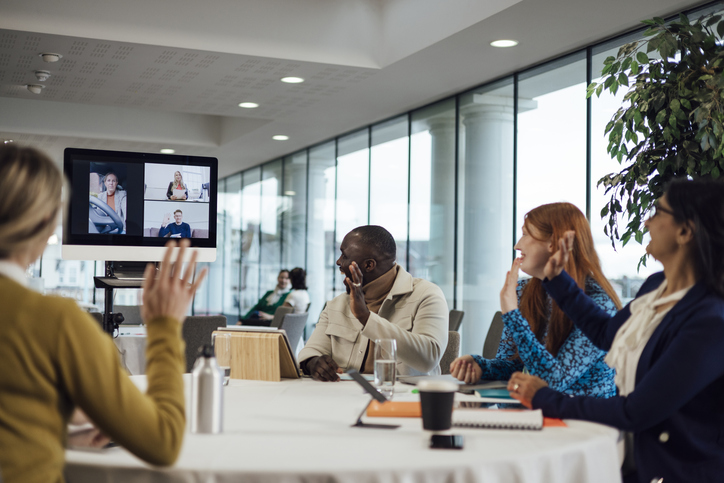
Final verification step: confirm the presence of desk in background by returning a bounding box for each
[65,377,622,483]
[113,325,146,375]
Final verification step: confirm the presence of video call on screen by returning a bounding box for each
[82,161,212,239]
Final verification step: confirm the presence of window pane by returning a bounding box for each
[195,177,230,316]
[370,116,409,267]
[222,175,241,320]
[308,142,336,331]
[591,44,662,303]
[410,99,455,309]
[282,151,307,271]
[260,160,283,298]
[240,167,261,316]
[335,130,370,294]
[458,78,515,355]
[516,54,587,232]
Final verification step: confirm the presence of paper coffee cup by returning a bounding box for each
[417,380,457,431]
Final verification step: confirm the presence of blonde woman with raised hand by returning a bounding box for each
[0,145,206,483]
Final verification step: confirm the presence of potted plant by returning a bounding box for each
[588,11,724,265]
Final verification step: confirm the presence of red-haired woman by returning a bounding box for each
[451,202,621,397]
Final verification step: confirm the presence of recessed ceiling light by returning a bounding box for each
[490,39,518,48]
[272,135,289,141]
[280,77,304,84]
[284,191,296,196]
[39,53,62,63]
[160,148,175,154]
[238,102,259,108]
[3,139,13,144]
[26,84,44,94]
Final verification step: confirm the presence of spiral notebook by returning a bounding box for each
[452,408,543,430]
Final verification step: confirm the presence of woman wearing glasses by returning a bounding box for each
[509,179,724,483]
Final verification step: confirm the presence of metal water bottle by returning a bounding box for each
[190,344,224,434]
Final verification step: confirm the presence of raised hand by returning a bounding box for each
[507,372,548,409]
[500,258,522,314]
[543,230,574,280]
[345,261,370,325]
[449,355,483,384]
[307,355,341,382]
[141,239,207,325]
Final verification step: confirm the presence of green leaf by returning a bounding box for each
[630,61,640,75]
[596,84,603,97]
[618,72,629,86]
[603,56,616,65]
[717,21,724,39]
[655,110,667,125]
[636,51,649,64]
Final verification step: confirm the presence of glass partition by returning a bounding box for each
[410,99,456,309]
[458,79,515,354]
[370,116,409,267]
[240,167,261,316]
[335,130,370,294]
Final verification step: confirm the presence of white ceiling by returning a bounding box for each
[0,0,708,177]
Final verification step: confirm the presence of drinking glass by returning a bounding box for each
[211,332,231,386]
[374,339,397,399]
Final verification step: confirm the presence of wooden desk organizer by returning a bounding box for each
[214,330,300,382]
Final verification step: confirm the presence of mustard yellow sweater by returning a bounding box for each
[0,276,186,483]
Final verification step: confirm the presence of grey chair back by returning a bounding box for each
[439,331,461,375]
[182,315,227,372]
[482,311,504,359]
[448,309,464,332]
[269,306,293,329]
[277,312,309,354]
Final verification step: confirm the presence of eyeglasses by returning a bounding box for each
[651,202,675,218]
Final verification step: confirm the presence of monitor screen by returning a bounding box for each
[62,148,218,262]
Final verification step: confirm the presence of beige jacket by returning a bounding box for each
[299,266,448,376]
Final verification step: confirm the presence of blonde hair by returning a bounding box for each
[0,145,64,258]
[172,171,185,190]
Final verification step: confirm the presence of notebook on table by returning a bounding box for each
[452,408,543,430]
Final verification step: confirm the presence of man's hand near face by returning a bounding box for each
[345,261,370,326]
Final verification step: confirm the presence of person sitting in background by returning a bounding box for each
[97,171,127,233]
[238,269,291,325]
[283,267,310,314]
[508,179,724,483]
[159,209,191,238]
[450,203,620,397]
[0,145,207,483]
[166,170,188,200]
[299,225,448,381]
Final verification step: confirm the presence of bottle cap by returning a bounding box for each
[198,344,214,358]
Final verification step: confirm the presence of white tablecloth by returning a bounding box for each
[65,377,622,483]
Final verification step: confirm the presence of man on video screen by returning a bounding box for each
[158,209,191,238]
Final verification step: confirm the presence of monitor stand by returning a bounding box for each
[93,261,155,335]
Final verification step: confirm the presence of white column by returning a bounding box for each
[459,94,524,355]
[426,115,456,306]
[305,158,330,337]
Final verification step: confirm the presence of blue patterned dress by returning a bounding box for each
[472,278,617,397]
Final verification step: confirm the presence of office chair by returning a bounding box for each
[182,315,227,372]
[439,331,461,375]
[482,311,504,359]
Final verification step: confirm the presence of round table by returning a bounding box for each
[65,377,622,483]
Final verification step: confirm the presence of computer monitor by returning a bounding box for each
[62,148,218,262]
